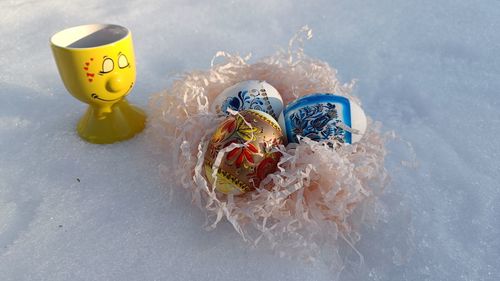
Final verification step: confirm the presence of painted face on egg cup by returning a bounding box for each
[50,24,146,144]
[279,93,367,145]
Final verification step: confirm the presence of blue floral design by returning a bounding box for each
[289,102,346,143]
[220,89,272,117]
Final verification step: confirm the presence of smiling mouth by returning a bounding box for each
[91,93,121,102]
[91,83,134,102]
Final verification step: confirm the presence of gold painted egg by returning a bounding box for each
[204,109,284,195]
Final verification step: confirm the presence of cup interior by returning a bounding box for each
[51,24,129,49]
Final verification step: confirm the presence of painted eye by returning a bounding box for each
[118,54,129,68]
[101,58,114,73]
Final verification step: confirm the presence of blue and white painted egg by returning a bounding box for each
[211,80,284,120]
[279,93,367,144]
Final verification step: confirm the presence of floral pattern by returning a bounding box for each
[205,110,284,194]
[221,89,275,118]
[211,117,237,143]
[212,114,260,145]
[225,140,259,168]
[248,152,281,182]
[289,102,347,143]
[234,114,260,141]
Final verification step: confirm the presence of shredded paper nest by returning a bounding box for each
[148,27,389,262]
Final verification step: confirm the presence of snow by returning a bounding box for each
[1,0,499,280]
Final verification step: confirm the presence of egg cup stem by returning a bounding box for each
[77,98,146,144]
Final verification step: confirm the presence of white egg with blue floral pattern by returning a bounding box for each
[281,93,367,144]
[211,80,284,120]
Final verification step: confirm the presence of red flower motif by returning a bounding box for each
[212,117,236,143]
[251,152,281,180]
[221,117,237,132]
[225,141,259,168]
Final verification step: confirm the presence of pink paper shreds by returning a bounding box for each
[147,27,390,263]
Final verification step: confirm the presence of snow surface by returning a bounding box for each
[1,0,499,280]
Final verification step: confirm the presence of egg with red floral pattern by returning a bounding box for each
[204,109,284,195]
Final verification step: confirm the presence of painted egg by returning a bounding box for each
[279,93,367,144]
[204,109,284,195]
[211,80,284,120]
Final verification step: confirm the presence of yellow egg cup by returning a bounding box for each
[50,24,146,144]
